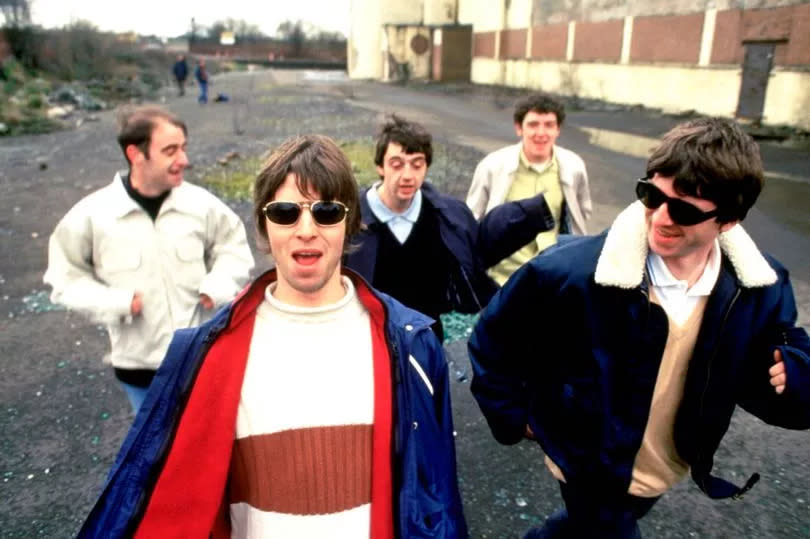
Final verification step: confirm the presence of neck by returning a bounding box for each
[129,170,167,198]
[661,245,714,288]
[272,271,346,308]
[523,146,552,166]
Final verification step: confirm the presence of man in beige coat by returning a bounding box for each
[466,93,592,285]
[44,106,254,413]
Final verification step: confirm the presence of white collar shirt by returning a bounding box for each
[366,182,422,244]
[646,239,721,326]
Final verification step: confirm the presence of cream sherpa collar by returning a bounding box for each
[594,201,777,289]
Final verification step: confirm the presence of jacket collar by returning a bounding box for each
[502,142,571,185]
[594,201,777,289]
[109,170,196,219]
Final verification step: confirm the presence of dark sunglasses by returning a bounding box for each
[635,179,719,226]
[262,200,349,226]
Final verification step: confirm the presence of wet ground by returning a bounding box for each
[1,69,808,537]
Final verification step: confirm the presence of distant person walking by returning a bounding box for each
[194,58,208,104]
[172,54,188,96]
[44,105,254,413]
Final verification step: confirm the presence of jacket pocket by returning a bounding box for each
[173,238,206,289]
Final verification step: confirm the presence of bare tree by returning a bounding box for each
[0,0,31,26]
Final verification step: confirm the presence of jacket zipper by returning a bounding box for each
[695,287,740,492]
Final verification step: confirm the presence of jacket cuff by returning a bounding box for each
[198,274,237,307]
[517,193,555,232]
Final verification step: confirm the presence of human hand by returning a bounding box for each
[199,294,214,310]
[769,349,786,394]
[131,291,143,316]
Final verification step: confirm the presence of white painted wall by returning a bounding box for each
[424,0,458,25]
[471,57,810,129]
[505,0,532,29]
[458,0,504,31]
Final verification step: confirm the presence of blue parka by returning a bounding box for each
[78,269,468,538]
[470,202,810,501]
[346,181,555,314]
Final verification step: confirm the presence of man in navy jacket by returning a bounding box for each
[78,135,468,538]
[469,118,810,538]
[345,115,556,341]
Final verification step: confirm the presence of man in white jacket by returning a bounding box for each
[466,93,592,285]
[44,105,254,412]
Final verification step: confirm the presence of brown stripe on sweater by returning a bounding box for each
[229,424,373,515]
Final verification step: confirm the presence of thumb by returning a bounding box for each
[773,348,783,364]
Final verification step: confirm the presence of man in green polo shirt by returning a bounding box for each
[466,93,592,285]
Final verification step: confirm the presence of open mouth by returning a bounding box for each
[292,251,322,266]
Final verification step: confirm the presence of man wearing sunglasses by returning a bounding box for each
[78,135,468,538]
[44,105,253,413]
[469,117,810,538]
[346,115,556,341]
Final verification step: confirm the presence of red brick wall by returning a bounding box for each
[573,19,623,62]
[530,23,567,60]
[711,9,743,65]
[473,31,496,58]
[631,13,703,64]
[499,28,527,60]
[784,3,810,65]
[741,6,792,41]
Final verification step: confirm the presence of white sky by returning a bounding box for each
[30,0,351,38]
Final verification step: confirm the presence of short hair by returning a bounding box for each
[513,93,566,126]
[116,105,187,164]
[373,114,433,168]
[253,135,361,252]
[646,117,763,223]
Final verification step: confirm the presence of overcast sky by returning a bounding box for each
[30,0,351,38]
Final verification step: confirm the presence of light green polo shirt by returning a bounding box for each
[488,150,564,286]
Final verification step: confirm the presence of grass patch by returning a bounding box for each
[198,156,262,201]
[198,139,380,201]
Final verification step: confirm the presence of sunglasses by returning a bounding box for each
[635,179,719,226]
[262,200,349,226]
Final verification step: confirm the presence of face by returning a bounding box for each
[645,174,737,269]
[265,173,347,307]
[515,111,560,163]
[375,142,428,213]
[130,119,188,196]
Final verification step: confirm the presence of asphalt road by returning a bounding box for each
[1,68,808,538]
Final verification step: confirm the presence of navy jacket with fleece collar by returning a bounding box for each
[78,269,468,538]
[470,201,810,500]
[346,181,555,314]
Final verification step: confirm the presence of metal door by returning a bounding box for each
[736,42,775,121]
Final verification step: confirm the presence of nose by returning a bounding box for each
[650,202,675,226]
[295,206,318,238]
[176,149,189,168]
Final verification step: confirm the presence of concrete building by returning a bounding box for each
[348,0,810,130]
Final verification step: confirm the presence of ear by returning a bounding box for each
[514,122,523,137]
[376,165,385,179]
[125,144,144,164]
[719,220,740,234]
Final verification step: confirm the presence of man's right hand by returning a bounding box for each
[131,292,143,316]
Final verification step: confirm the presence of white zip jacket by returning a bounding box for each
[44,173,254,371]
[466,142,592,235]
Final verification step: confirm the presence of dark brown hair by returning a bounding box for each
[513,93,566,126]
[116,105,187,164]
[253,135,361,252]
[373,114,433,168]
[646,117,763,222]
